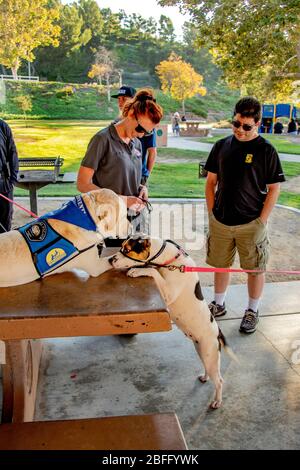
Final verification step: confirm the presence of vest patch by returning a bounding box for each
[46,248,67,267]
[24,221,47,242]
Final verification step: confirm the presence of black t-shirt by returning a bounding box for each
[204,135,285,225]
[288,120,297,133]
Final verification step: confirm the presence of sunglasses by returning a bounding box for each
[134,113,154,136]
[231,120,256,132]
[135,123,153,136]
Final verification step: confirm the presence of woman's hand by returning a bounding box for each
[123,196,146,212]
[138,184,148,201]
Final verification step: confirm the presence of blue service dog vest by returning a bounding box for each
[18,195,97,277]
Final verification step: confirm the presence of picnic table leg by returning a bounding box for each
[29,184,38,216]
[1,339,43,423]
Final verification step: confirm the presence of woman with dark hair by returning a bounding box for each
[77,89,163,228]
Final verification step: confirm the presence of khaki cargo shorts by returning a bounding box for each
[206,212,270,271]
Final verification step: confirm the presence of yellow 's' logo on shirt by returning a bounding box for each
[245,154,253,163]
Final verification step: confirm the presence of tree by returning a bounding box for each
[0,0,60,79]
[158,0,300,100]
[35,2,91,82]
[156,52,206,113]
[57,3,91,55]
[158,15,175,43]
[88,63,111,86]
[88,47,119,102]
[100,8,122,47]
[14,95,32,126]
[77,0,103,50]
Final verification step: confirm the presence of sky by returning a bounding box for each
[94,0,189,38]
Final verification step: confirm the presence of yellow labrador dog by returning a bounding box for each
[109,236,227,409]
[0,189,129,287]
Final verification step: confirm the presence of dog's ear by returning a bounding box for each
[93,190,130,238]
[96,204,114,232]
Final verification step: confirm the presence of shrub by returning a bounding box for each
[56,85,75,99]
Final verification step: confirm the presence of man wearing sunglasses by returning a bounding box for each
[204,97,285,334]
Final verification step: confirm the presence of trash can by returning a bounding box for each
[198,161,208,178]
[156,124,168,147]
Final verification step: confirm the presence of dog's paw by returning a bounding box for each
[209,400,222,410]
[127,268,142,278]
[199,374,209,383]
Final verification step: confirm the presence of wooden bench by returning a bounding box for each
[0,413,188,450]
[16,157,67,215]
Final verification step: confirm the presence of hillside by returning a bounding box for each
[0,80,239,121]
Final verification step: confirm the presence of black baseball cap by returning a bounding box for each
[111,85,136,99]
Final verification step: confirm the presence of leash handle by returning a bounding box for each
[137,196,153,213]
[0,192,38,218]
[182,266,300,275]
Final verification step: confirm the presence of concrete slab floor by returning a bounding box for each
[32,312,300,450]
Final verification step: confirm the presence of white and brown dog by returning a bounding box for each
[0,189,129,287]
[109,236,227,409]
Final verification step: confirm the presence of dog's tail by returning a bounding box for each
[218,327,239,364]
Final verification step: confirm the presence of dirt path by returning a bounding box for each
[12,199,300,287]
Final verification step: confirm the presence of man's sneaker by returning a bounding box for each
[239,309,259,334]
[208,301,227,318]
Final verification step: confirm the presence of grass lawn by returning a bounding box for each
[9,120,300,208]
[9,120,109,171]
[195,133,300,155]
[158,147,208,160]
[14,161,300,208]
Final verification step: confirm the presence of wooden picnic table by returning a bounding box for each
[179,121,210,137]
[0,266,170,423]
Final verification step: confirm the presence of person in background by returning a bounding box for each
[273,119,284,134]
[0,119,19,233]
[77,88,163,234]
[140,127,157,186]
[205,97,285,334]
[287,118,297,135]
[111,85,136,118]
[172,112,180,136]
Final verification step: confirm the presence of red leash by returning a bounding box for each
[0,192,38,218]
[182,266,300,275]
